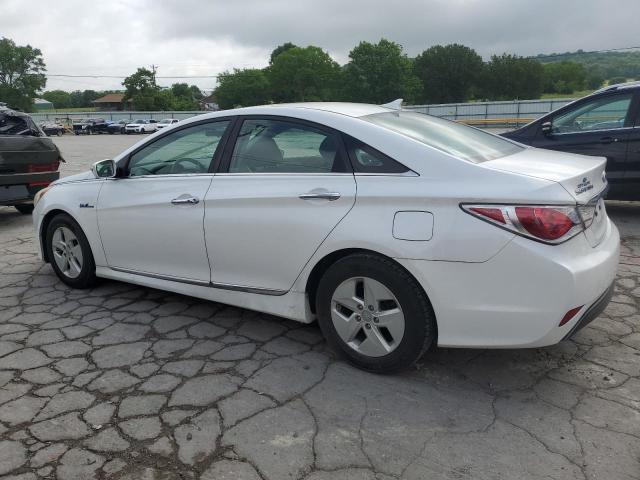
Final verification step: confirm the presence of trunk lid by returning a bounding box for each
[482,147,609,247]
[483,147,607,203]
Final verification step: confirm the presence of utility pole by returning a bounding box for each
[150,64,158,86]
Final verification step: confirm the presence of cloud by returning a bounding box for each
[1,0,639,91]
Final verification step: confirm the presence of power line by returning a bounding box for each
[46,74,220,79]
[43,44,640,81]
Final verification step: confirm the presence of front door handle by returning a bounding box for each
[171,195,199,205]
[299,192,341,201]
[600,136,619,144]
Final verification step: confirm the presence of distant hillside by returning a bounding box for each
[534,49,640,80]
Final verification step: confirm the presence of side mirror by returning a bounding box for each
[92,159,117,178]
[541,121,552,135]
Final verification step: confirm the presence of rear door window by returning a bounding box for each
[228,118,349,173]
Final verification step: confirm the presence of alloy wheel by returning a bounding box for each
[330,276,405,357]
[51,226,84,279]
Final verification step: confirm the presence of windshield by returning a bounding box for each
[134,120,146,123]
[362,111,523,163]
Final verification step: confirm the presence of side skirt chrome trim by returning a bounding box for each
[109,267,288,296]
[209,281,287,296]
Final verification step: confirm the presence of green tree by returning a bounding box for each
[270,42,298,65]
[189,85,204,101]
[608,76,627,85]
[482,54,544,100]
[268,46,340,102]
[42,90,71,109]
[542,61,586,94]
[585,72,605,90]
[170,83,199,110]
[0,37,46,111]
[413,44,484,103]
[214,68,271,109]
[342,39,421,104]
[123,68,163,110]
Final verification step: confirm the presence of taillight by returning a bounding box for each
[27,161,59,187]
[462,204,584,244]
[514,207,574,240]
[28,161,60,173]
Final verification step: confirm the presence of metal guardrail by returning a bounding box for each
[403,98,576,127]
[29,98,578,129]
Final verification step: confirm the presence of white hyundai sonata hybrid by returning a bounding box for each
[32,102,619,372]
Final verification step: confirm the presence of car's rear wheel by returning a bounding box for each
[316,253,436,372]
[45,213,97,289]
[14,204,34,214]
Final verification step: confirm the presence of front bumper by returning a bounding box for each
[397,218,620,348]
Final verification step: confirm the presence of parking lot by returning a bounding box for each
[0,134,639,480]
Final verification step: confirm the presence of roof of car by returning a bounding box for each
[0,106,31,119]
[237,102,392,118]
[594,80,640,94]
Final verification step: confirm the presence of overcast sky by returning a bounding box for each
[2,0,639,93]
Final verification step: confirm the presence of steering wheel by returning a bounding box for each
[171,158,203,174]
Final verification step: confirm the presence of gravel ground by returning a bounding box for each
[0,134,638,479]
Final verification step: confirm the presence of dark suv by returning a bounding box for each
[502,82,640,200]
[73,118,109,135]
[0,106,63,214]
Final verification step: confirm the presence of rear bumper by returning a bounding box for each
[397,218,620,348]
[0,172,58,205]
[562,281,614,340]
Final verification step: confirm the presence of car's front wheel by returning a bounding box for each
[45,213,97,289]
[316,253,436,372]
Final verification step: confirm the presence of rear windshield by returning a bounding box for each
[362,111,523,163]
[0,113,36,136]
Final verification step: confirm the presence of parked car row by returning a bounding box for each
[66,118,182,135]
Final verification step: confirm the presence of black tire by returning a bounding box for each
[45,213,97,289]
[57,129,63,136]
[316,253,436,373]
[14,204,34,214]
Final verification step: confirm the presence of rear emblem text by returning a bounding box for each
[575,177,593,195]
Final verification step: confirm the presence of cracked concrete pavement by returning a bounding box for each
[0,135,639,479]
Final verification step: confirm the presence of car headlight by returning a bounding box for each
[33,185,53,207]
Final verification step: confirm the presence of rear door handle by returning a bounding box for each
[600,136,619,144]
[171,195,199,205]
[299,192,341,201]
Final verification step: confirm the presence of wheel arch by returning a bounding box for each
[304,248,436,329]
[39,208,77,263]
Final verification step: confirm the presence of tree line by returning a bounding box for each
[214,41,611,109]
[41,75,204,111]
[0,35,631,112]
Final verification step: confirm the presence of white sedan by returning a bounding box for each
[124,119,157,134]
[156,118,180,129]
[32,102,619,372]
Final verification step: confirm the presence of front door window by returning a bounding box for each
[552,93,633,134]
